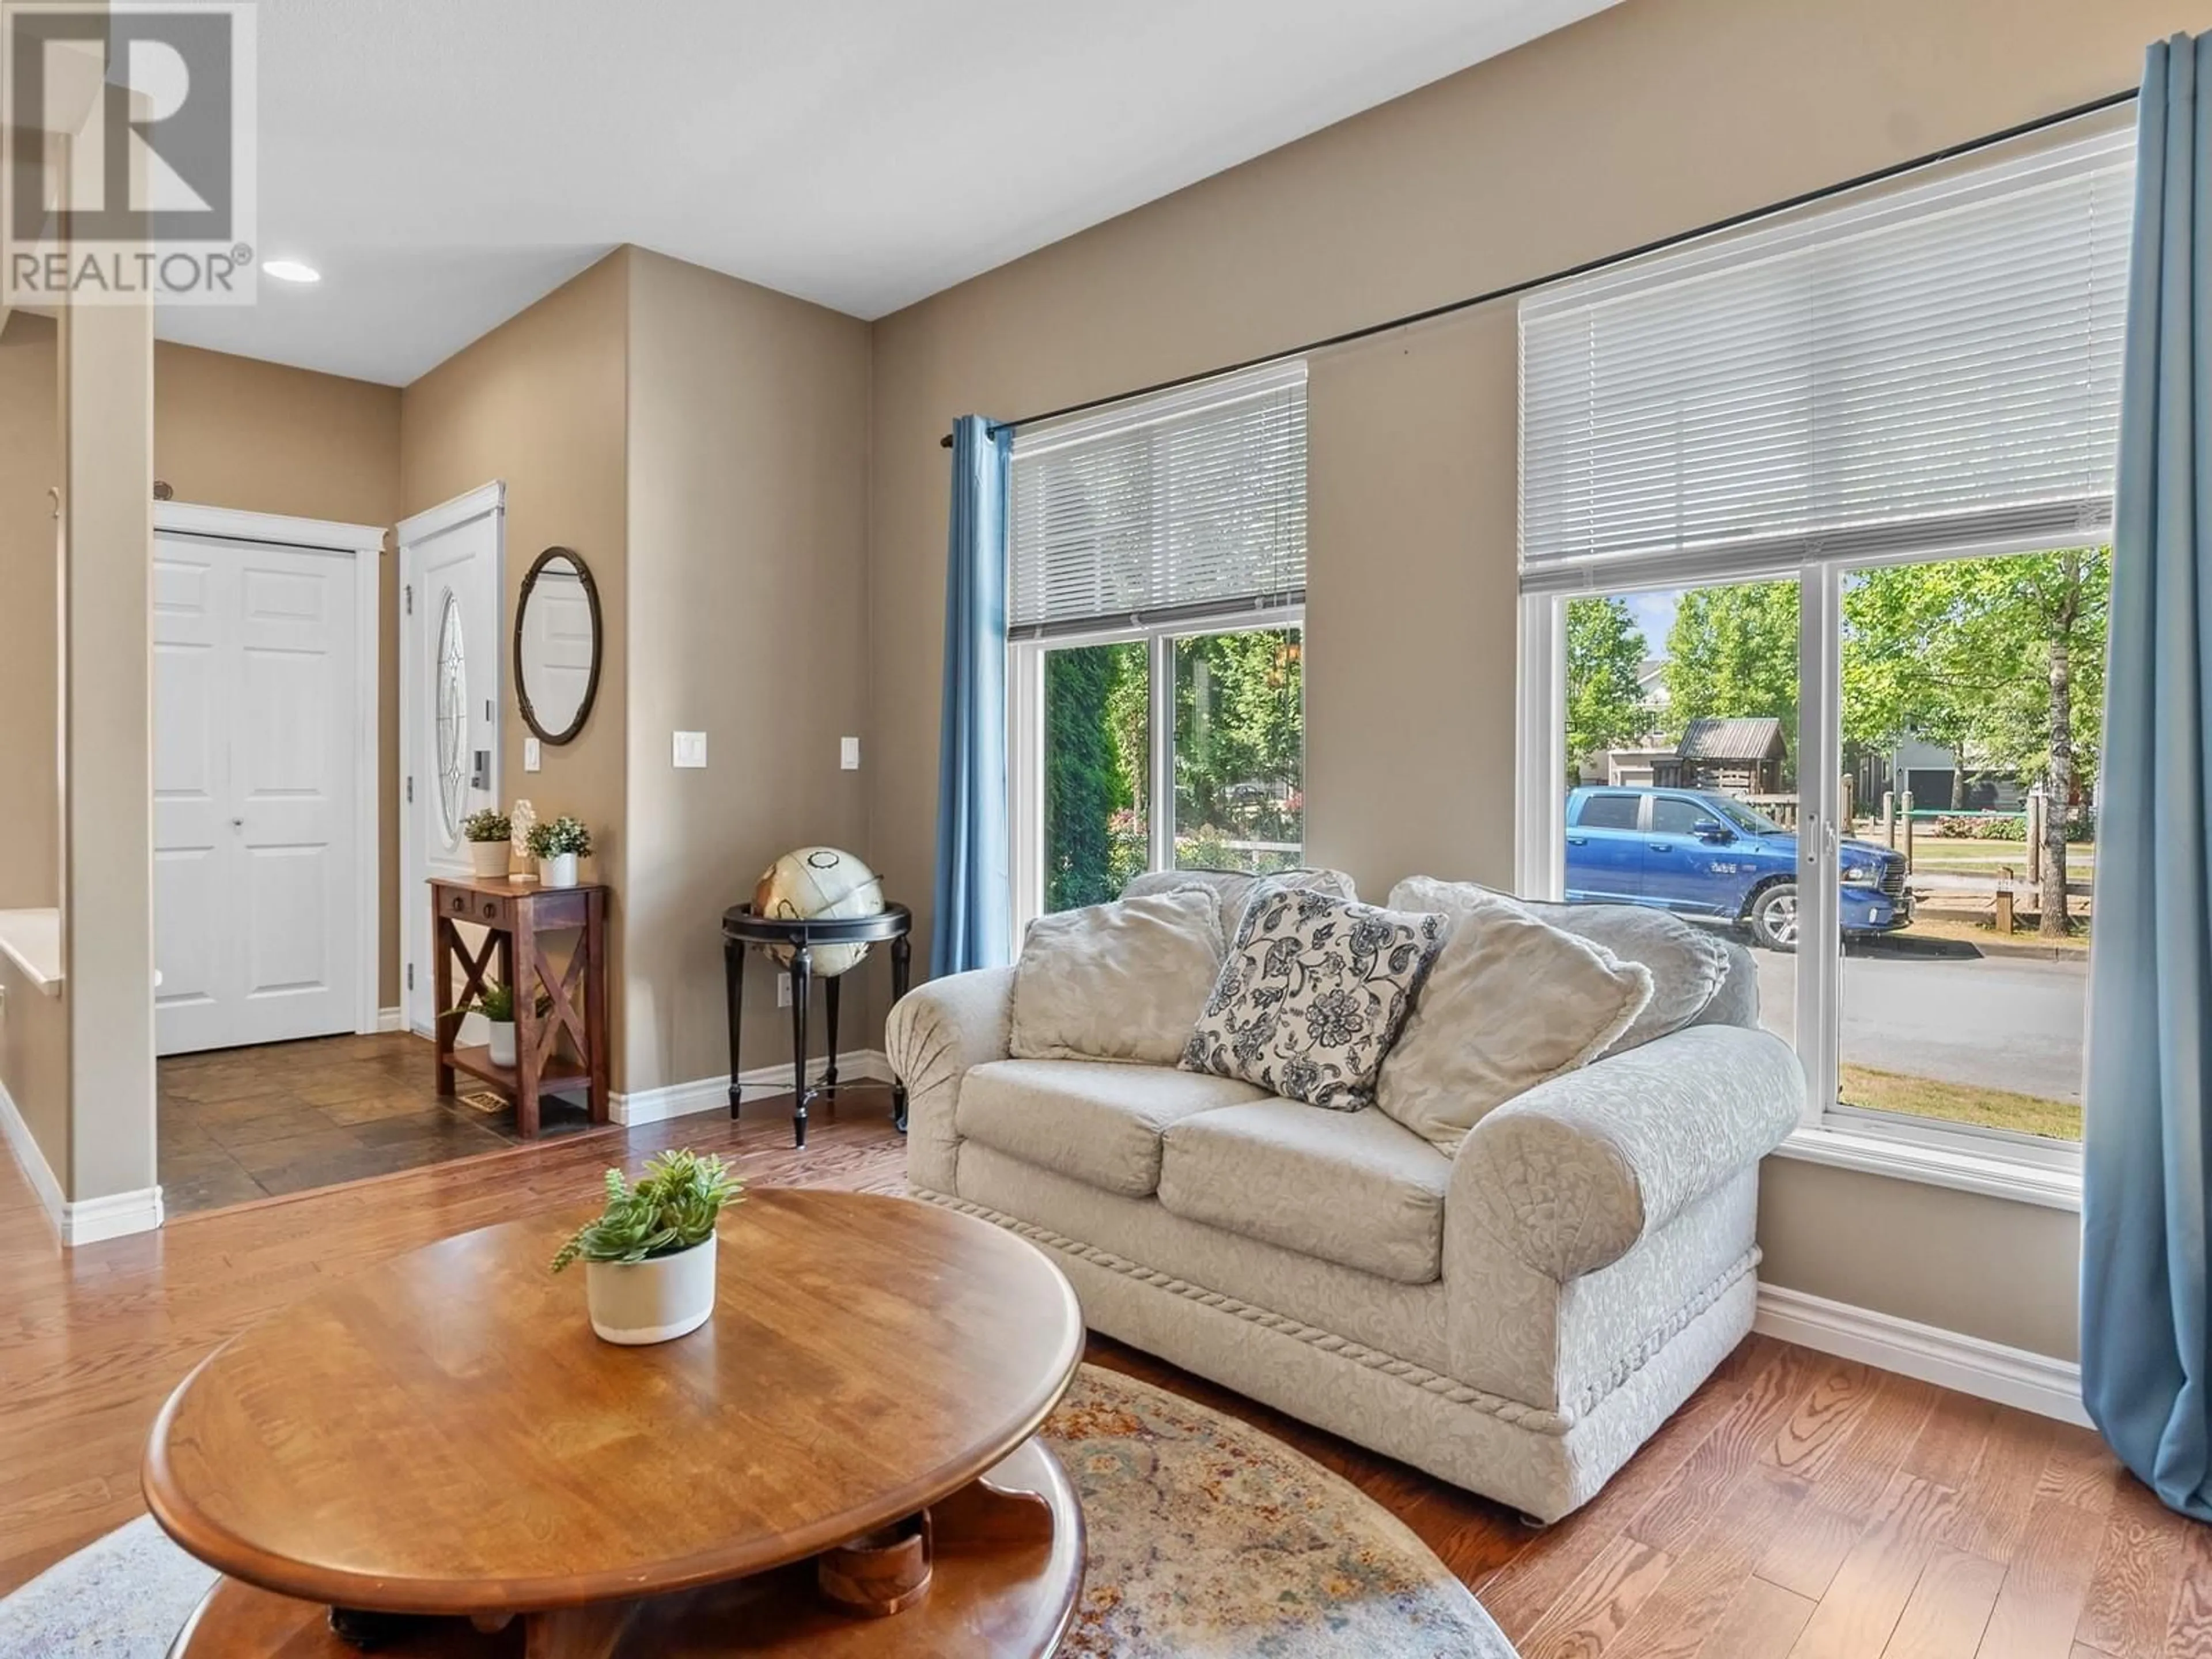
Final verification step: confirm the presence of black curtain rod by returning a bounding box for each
[940,82,2140,450]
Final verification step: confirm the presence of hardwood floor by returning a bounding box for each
[159,1032,601,1215]
[2,1084,2202,1656]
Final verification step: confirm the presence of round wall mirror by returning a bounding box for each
[514,547,602,745]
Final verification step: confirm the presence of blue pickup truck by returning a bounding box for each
[1565,786,1910,950]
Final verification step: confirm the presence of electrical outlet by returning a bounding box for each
[777,971,792,1008]
[840,736,861,770]
[673,730,707,769]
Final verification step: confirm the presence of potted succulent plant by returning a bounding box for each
[525,815,592,889]
[460,808,512,878]
[551,1150,740,1345]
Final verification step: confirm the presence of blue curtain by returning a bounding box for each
[929,416,1014,979]
[2082,32,2212,1521]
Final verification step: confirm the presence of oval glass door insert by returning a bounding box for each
[435,591,467,846]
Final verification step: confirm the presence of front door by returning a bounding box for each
[154,535,364,1055]
[399,490,503,1036]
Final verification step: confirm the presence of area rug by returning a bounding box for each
[0,1363,1514,1658]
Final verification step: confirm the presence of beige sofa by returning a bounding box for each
[888,874,1803,1522]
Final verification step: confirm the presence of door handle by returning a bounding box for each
[1566,835,1588,846]
[1648,843,1671,852]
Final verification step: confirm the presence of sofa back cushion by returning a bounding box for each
[1010,889,1224,1066]
[1124,865,1356,944]
[1389,878,1733,1057]
[1376,884,1653,1152]
[1182,888,1444,1111]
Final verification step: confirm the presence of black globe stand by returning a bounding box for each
[721,903,914,1147]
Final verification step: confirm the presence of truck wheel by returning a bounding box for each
[1748,882,1800,952]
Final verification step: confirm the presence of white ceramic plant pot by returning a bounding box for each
[539,852,579,889]
[487,1020,517,1068]
[468,841,510,878]
[585,1233,717,1346]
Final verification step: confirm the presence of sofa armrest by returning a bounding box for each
[1450,1025,1802,1281]
[885,966,1017,1192]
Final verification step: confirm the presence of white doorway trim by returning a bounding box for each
[396,482,506,1036]
[151,501,385,1040]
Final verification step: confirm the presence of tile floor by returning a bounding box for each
[157,1032,604,1217]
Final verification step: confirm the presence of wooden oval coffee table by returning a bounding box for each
[143,1190,1086,1657]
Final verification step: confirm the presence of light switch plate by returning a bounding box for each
[673,730,707,769]
[524,736,542,773]
[840,736,861,770]
[777,971,793,1008]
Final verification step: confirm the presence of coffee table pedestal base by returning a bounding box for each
[167,1441,1084,1659]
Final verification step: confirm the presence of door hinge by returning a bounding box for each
[406,775,414,804]
[484,699,493,723]
[405,584,413,615]
[406,962,415,991]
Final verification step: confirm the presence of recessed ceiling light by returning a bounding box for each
[263,259,321,284]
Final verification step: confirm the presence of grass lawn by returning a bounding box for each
[1893,835,2096,880]
[1899,910,2091,952]
[1840,1062,2081,1141]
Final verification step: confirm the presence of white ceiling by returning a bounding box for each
[155,0,1621,386]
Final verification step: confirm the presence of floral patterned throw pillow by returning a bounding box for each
[1181,888,1446,1110]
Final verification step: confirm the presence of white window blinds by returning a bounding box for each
[1519,129,2134,593]
[1009,361,1306,637]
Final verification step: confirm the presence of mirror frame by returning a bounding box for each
[513,546,603,746]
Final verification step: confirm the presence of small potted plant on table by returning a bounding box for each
[526,815,592,890]
[467,983,518,1067]
[460,808,512,878]
[552,1150,740,1345]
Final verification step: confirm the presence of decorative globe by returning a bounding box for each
[753,847,885,978]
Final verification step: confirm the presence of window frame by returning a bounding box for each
[1009,605,1306,941]
[1516,543,2086,1211]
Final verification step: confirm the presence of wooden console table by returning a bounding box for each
[432,876,609,1135]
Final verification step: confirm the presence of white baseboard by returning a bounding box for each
[0,1077,164,1245]
[1755,1283,2087,1427]
[612,1049,893,1127]
[61,1184,164,1245]
[374,1006,404,1034]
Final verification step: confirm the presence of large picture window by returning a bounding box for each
[1010,364,1308,929]
[1518,126,2130,1192]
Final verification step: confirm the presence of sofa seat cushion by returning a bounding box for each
[956,1060,1268,1198]
[1157,1101,1452,1284]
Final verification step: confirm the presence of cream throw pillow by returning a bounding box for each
[1376,884,1653,1152]
[1009,889,1225,1066]
[1390,876,1730,1056]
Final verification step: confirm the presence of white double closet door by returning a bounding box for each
[154,533,366,1056]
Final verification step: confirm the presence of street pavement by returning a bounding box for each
[1751,945,2088,1104]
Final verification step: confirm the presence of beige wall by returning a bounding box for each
[152,344,404,1002]
[864,0,2186,1357]
[62,283,158,1203]
[622,250,873,1096]
[0,960,69,1183]
[400,251,631,1079]
[0,315,60,914]
[0,316,65,1177]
